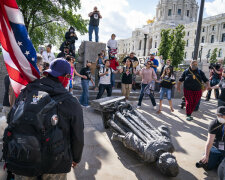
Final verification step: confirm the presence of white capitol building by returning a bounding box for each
[117,0,225,63]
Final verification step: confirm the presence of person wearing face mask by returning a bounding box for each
[209,70,225,107]
[8,59,84,180]
[177,60,210,121]
[199,106,225,170]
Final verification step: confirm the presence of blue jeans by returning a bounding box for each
[138,84,156,106]
[89,25,99,42]
[79,80,89,106]
[159,87,172,100]
[96,84,112,99]
[207,146,225,170]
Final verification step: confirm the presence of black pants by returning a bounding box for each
[138,84,156,106]
[96,84,112,99]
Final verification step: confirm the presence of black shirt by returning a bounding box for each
[208,119,225,148]
[122,56,138,64]
[219,78,225,102]
[179,67,208,91]
[160,75,176,89]
[3,75,10,107]
[89,12,100,26]
[80,67,91,80]
[121,67,133,84]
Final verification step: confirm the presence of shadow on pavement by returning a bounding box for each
[73,128,108,180]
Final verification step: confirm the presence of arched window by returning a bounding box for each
[201,36,205,43]
[211,35,214,43]
[139,40,142,50]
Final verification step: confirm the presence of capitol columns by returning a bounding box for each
[193,0,205,60]
[142,28,149,56]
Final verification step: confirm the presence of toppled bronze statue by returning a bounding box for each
[91,97,179,177]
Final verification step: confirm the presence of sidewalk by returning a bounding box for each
[0,96,218,180]
[70,96,217,180]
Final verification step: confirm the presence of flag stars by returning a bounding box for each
[25,50,30,56]
[31,58,35,61]
[18,41,22,46]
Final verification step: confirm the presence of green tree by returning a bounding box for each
[169,25,186,68]
[17,0,88,49]
[158,29,171,62]
[210,48,218,63]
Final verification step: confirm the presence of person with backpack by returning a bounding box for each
[94,53,104,91]
[3,59,84,180]
[177,60,210,121]
[96,59,118,99]
[119,58,135,100]
[136,61,157,109]
[157,66,176,114]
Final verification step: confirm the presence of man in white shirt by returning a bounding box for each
[107,34,117,59]
[96,60,117,99]
[42,44,55,63]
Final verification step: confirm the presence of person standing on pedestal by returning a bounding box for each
[88,6,102,42]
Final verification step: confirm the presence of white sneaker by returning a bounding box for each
[153,106,157,110]
[137,105,141,109]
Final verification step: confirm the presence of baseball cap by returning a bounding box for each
[217,106,225,116]
[44,58,71,77]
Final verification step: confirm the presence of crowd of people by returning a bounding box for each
[2,5,225,180]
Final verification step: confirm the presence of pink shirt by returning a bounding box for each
[140,67,157,84]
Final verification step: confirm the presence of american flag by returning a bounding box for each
[0,0,40,97]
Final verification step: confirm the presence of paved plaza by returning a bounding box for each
[0,95,219,180]
[72,96,218,180]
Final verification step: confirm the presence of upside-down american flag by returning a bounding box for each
[0,0,40,97]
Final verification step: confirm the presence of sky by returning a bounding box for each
[74,0,225,48]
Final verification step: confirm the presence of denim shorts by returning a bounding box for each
[159,87,172,100]
[69,80,73,89]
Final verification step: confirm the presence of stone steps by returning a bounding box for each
[73,89,160,101]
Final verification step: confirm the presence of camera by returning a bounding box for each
[106,69,109,72]
[209,63,221,70]
[196,161,208,170]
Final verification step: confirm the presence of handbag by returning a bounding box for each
[188,69,205,90]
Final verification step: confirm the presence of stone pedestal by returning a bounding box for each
[77,41,106,75]
[0,54,7,105]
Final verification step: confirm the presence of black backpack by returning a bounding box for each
[2,85,70,177]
